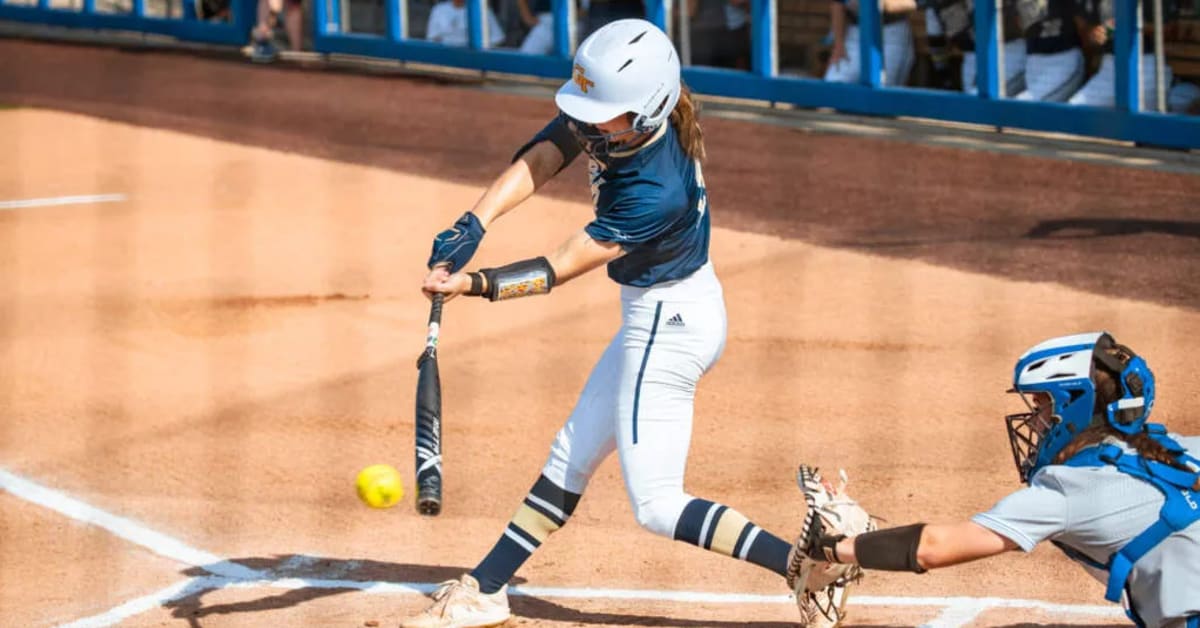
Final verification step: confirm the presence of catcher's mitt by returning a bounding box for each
[787,465,876,625]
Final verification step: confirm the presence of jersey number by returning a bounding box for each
[694,159,708,223]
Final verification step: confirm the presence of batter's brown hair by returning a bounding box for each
[670,85,706,161]
[1053,346,1200,489]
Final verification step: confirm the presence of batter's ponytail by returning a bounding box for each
[670,85,706,162]
[1054,348,1200,490]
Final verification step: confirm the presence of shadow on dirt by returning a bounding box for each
[1025,218,1200,240]
[166,555,812,627]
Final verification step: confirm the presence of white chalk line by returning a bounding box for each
[0,468,260,580]
[0,193,127,210]
[57,577,227,628]
[0,466,1123,627]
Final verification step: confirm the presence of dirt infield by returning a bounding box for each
[1,39,1199,627]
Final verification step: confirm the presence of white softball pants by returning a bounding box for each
[1014,47,1086,102]
[824,21,915,87]
[518,13,554,55]
[540,262,726,537]
[961,41,1028,97]
[1069,53,1174,108]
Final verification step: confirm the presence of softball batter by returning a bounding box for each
[406,19,841,627]
[798,332,1200,627]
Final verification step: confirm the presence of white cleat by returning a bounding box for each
[400,574,511,628]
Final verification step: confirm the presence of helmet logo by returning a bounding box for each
[573,64,595,94]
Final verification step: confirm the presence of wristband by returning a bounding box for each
[854,523,927,573]
[474,257,556,301]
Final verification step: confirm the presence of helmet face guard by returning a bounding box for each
[559,112,650,160]
[1005,392,1059,483]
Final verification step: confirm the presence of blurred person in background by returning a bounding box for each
[517,0,576,54]
[1168,79,1200,113]
[922,0,1028,95]
[713,0,752,69]
[1068,0,1179,107]
[825,0,919,85]
[581,0,644,38]
[249,0,303,62]
[1011,0,1087,101]
[426,0,506,47]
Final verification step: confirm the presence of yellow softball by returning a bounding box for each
[356,464,404,509]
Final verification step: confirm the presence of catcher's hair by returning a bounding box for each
[1053,346,1200,490]
[670,85,706,162]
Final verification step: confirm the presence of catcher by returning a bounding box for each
[792,332,1200,627]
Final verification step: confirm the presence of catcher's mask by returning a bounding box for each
[1005,331,1155,483]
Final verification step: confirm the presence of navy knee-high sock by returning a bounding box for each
[469,475,581,594]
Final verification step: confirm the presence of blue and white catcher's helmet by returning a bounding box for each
[554,19,681,157]
[1006,331,1156,483]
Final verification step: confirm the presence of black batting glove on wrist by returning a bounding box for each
[428,211,485,271]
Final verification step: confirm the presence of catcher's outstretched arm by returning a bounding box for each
[826,521,1017,572]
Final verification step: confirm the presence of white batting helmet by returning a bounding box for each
[555,19,681,132]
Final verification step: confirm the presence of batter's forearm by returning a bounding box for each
[547,230,623,285]
[471,141,563,229]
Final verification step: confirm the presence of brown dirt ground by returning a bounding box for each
[0,38,1198,627]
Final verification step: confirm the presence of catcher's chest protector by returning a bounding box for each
[1056,425,1200,627]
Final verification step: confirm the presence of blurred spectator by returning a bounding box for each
[1068,0,1179,107]
[922,0,1028,95]
[517,0,557,54]
[581,0,644,39]
[515,0,583,54]
[198,0,230,21]
[825,0,918,85]
[1012,0,1085,101]
[1168,79,1200,113]
[713,0,752,69]
[249,0,302,63]
[427,0,507,47]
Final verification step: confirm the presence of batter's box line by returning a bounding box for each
[0,466,1123,627]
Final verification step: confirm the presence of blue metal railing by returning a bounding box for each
[3,0,1197,148]
[310,0,1199,148]
[0,0,255,45]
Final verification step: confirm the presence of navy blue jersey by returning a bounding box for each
[584,123,710,287]
[1074,0,1179,54]
[921,0,1024,50]
[519,118,710,287]
[1019,0,1081,54]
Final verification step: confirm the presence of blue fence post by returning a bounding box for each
[750,0,776,77]
[235,0,256,36]
[552,0,572,57]
[1114,0,1141,111]
[314,0,329,35]
[385,0,403,40]
[83,0,95,13]
[857,0,882,87]
[467,0,484,48]
[37,0,48,11]
[647,0,667,31]
[974,0,1000,97]
[183,0,196,20]
[132,0,145,17]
